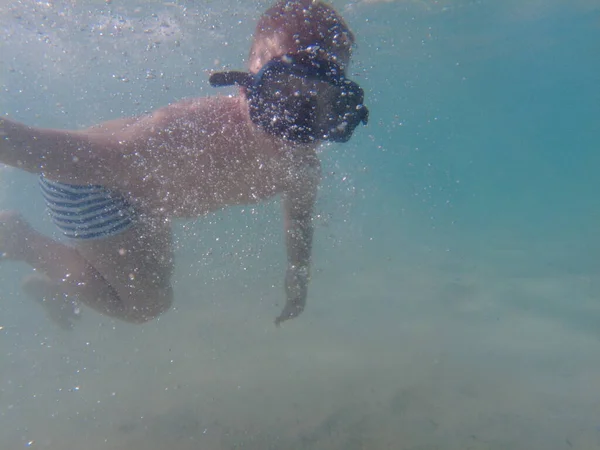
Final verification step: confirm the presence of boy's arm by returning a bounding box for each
[0,98,213,188]
[276,155,320,326]
[0,116,122,185]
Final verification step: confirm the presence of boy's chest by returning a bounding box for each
[144,144,292,217]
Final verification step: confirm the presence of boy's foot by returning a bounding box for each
[0,210,35,261]
[22,273,82,331]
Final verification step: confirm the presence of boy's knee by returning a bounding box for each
[124,290,173,324]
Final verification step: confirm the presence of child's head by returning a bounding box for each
[248,0,355,74]
[208,1,367,143]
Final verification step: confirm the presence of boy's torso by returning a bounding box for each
[103,96,318,218]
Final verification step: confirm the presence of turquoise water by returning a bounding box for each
[1,1,600,449]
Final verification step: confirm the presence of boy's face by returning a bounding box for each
[210,46,366,143]
[252,54,366,143]
[261,70,339,133]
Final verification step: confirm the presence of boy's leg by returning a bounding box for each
[0,210,174,323]
[74,214,174,323]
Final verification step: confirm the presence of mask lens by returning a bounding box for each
[244,56,368,143]
[257,69,324,142]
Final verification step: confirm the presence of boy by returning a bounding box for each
[0,0,368,327]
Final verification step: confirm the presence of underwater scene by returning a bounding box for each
[1,0,600,449]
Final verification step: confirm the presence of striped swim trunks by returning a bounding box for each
[39,176,136,240]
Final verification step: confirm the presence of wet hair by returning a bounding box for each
[248,0,355,74]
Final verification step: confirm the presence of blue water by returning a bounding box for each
[1,1,600,449]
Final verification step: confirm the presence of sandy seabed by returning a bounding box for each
[1,218,599,450]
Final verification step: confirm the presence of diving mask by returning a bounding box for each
[209,52,369,144]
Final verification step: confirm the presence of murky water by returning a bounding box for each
[1,1,600,449]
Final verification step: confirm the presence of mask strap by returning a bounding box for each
[209,71,254,89]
